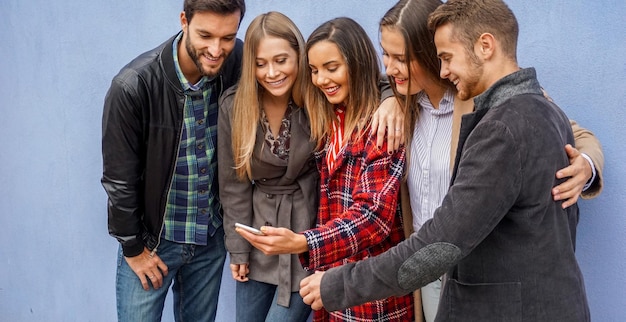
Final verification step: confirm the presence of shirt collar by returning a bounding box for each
[473,67,543,111]
[417,88,455,115]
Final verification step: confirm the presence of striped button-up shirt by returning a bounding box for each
[407,89,455,232]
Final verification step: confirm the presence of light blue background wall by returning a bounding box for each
[1,0,624,321]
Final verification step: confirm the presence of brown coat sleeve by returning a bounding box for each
[570,119,604,199]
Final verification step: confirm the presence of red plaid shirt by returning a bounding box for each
[300,127,413,322]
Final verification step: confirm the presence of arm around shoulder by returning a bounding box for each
[570,119,604,198]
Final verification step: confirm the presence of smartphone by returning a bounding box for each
[235,223,265,235]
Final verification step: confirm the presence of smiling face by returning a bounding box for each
[434,23,484,100]
[380,26,430,96]
[307,40,350,106]
[180,10,241,82]
[254,36,299,101]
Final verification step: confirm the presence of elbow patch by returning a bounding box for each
[397,242,462,291]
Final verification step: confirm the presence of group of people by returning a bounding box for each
[102,0,603,321]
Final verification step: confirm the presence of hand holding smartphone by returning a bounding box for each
[235,223,265,236]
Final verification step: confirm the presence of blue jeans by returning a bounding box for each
[236,279,311,322]
[116,228,226,322]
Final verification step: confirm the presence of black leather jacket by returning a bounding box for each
[101,32,242,257]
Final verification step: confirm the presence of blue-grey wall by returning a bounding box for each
[1,0,624,321]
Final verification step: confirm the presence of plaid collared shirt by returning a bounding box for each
[161,33,222,245]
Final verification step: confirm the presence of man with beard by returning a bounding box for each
[102,1,245,321]
[299,0,591,321]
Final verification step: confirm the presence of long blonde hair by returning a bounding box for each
[304,17,381,149]
[231,11,307,180]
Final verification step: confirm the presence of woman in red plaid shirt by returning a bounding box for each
[236,17,413,322]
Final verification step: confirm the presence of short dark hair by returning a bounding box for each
[428,0,518,61]
[183,0,246,24]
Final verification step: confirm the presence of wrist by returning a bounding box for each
[580,153,596,191]
[296,234,310,254]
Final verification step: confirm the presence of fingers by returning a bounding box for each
[553,146,591,209]
[311,298,324,311]
[564,144,580,159]
[230,263,249,282]
[373,123,403,153]
[145,258,167,290]
[371,112,380,138]
[371,97,405,152]
[552,183,581,208]
[138,268,163,290]
[239,264,250,281]
[237,227,306,255]
[299,272,325,310]
[553,166,584,208]
[138,274,150,291]
[393,117,404,152]
[561,196,578,209]
[239,264,249,281]
[372,114,386,149]
[230,264,240,280]
[299,277,314,307]
[300,285,324,311]
[236,226,260,242]
[157,259,169,277]
[556,145,582,179]
[384,119,402,154]
[125,248,169,291]
[146,271,163,289]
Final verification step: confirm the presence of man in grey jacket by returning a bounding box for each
[299,0,590,321]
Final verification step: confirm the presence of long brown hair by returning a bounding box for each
[231,12,307,180]
[380,0,453,145]
[304,17,381,149]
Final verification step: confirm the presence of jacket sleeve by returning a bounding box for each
[301,133,406,270]
[319,120,522,312]
[378,75,394,102]
[569,119,604,199]
[101,70,146,257]
[217,87,254,265]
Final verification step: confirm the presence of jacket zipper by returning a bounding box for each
[151,95,186,257]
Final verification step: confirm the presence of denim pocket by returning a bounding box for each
[116,246,124,267]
